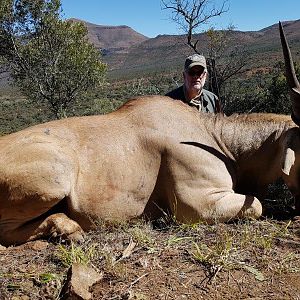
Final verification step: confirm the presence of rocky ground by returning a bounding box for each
[1,214,300,299]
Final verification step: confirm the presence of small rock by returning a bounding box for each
[60,263,103,300]
[138,258,149,269]
[11,296,30,300]
[31,240,49,251]
[14,240,49,251]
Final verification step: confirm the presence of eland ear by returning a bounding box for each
[282,147,295,175]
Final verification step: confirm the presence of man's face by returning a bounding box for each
[183,66,207,94]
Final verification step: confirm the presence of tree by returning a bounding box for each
[161,0,228,53]
[205,26,250,106]
[222,61,300,116]
[0,0,106,119]
[161,0,248,104]
[265,61,292,115]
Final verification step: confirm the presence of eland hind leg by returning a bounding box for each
[203,192,263,224]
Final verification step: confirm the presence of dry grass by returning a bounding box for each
[1,218,300,299]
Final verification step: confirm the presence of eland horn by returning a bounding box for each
[279,21,300,125]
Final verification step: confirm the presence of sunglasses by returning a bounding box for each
[187,69,206,77]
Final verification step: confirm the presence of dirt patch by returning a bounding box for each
[1,219,300,299]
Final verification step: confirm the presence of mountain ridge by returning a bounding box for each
[74,18,300,78]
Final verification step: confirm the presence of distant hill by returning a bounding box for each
[70,19,149,70]
[78,19,300,79]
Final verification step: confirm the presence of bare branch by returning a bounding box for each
[162,0,229,52]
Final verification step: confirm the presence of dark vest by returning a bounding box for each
[165,85,222,113]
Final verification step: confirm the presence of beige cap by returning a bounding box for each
[184,54,207,71]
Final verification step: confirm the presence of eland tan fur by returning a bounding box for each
[0,22,300,246]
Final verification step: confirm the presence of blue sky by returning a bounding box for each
[60,0,300,38]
